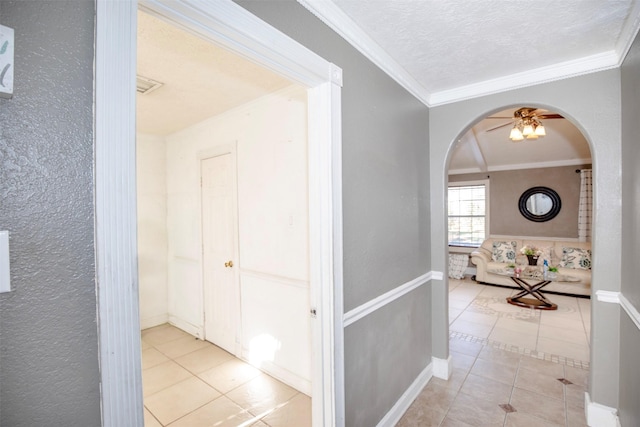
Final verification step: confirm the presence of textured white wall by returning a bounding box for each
[165,85,311,390]
[137,133,169,328]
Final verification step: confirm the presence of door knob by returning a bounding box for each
[224,260,234,268]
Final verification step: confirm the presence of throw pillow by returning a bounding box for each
[560,247,592,270]
[491,241,517,263]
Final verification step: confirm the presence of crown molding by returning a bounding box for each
[615,0,640,63]
[448,158,592,175]
[297,0,431,106]
[298,0,640,108]
[429,51,620,106]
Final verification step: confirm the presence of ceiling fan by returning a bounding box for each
[485,107,564,133]
[484,107,565,141]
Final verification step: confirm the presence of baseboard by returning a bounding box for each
[140,313,169,330]
[168,315,203,340]
[585,392,620,427]
[432,355,452,380]
[241,352,312,396]
[376,363,433,427]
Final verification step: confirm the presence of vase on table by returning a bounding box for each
[526,255,539,266]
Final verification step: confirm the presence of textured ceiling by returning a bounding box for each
[137,4,597,170]
[137,11,291,136]
[309,0,640,105]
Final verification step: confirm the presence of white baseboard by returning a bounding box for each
[168,315,203,340]
[585,392,620,427]
[376,363,433,427]
[140,314,169,330]
[241,351,312,396]
[432,356,452,380]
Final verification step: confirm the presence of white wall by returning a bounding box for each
[165,85,311,392]
[137,133,169,329]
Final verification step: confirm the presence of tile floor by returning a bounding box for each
[142,277,591,427]
[449,276,590,366]
[397,276,591,426]
[141,324,311,427]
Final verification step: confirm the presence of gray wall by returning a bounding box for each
[0,1,100,426]
[235,2,431,425]
[450,165,591,238]
[431,70,622,408]
[619,29,640,427]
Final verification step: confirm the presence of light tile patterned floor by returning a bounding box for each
[396,277,590,427]
[449,277,591,367]
[141,324,311,427]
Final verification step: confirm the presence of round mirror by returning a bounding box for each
[518,186,561,222]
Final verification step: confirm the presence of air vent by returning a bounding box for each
[136,75,163,95]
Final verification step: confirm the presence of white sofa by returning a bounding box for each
[470,236,591,297]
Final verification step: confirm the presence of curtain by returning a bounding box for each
[578,169,593,242]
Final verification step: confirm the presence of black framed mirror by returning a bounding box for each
[518,186,561,222]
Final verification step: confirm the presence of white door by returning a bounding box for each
[201,151,239,354]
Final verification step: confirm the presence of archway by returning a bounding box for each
[429,78,623,424]
[446,104,593,366]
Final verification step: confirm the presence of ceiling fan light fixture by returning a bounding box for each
[535,124,546,136]
[510,126,523,141]
[526,133,538,139]
[522,124,534,136]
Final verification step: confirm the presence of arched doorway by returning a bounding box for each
[446,105,593,364]
[428,80,623,425]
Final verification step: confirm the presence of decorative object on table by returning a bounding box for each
[520,245,541,266]
[548,266,558,280]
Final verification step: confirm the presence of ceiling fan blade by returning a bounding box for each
[485,121,513,132]
[538,113,564,119]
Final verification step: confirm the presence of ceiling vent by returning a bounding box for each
[136,75,163,95]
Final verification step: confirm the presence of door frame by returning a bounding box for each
[199,145,241,355]
[95,1,344,426]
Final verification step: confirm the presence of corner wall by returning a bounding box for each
[235,2,431,425]
[0,1,101,425]
[619,29,640,427]
[430,70,622,409]
[137,133,169,329]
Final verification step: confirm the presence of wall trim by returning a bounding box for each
[585,392,621,427]
[432,355,452,380]
[240,269,309,290]
[140,314,170,330]
[97,1,343,425]
[448,157,593,175]
[343,272,432,327]
[297,0,430,106]
[243,353,312,396]
[597,290,640,331]
[298,0,640,107]
[375,363,433,427]
[596,290,621,304]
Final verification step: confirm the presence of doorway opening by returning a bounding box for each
[95,1,343,426]
[136,11,314,422]
[446,105,593,364]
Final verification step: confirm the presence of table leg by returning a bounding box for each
[507,277,557,310]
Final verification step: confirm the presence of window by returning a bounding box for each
[448,180,489,247]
